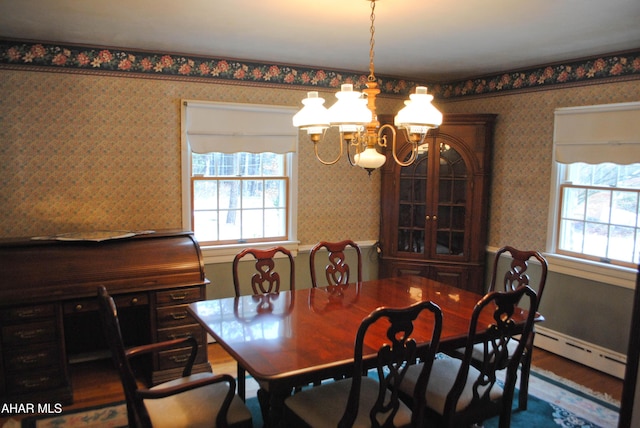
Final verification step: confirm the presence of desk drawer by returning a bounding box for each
[63,293,148,314]
[4,343,59,371]
[2,320,56,345]
[157,324,205,344]
[157,346,207,371]
[156,305,196,328]
[0,304,55,323]
[5,368,65,394]
[156,287,203,306]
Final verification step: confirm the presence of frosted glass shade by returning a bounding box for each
[394,86,443,131]
[292,91,330,134]
[354,146,387,169]
[328,84,372,126]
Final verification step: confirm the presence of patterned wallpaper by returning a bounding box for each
[1,39,639,251]
[0,70,396,243]
[442,79,640,250]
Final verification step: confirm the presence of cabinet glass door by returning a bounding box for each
[435,143,467,256]
[397,150,428,254]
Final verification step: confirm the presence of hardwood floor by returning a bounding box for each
[0,344,623,426]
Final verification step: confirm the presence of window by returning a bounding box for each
[557,162,640,266]
[192,152,288,245]
[549,102,640,269]
[181,100,298,251]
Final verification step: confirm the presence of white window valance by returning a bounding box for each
[553,101,640,164]
[182,100,298,154]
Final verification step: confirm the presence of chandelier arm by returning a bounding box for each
[380,124,418,167]
[346,132,367,167]
[313,135,344,165]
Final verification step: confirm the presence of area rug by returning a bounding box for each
[10,367,619,428]
[14,402,127,428]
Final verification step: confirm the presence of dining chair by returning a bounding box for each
[309,240,362,288]
[487,246,548,410]
[283,300,443,428]
[232,246,295,297]
[446,246,547,410]
[96,286,253,428]
[232,246,295,414]
[399,286,538,428]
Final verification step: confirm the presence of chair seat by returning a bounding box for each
[285,377,413,428]
[400,356,503,415]
[145,372,253,428]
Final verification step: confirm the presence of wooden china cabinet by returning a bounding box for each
[378,114,496,294]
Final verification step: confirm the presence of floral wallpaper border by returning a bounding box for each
[1,39,639,99]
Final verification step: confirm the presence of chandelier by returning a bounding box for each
[292,0,443,173]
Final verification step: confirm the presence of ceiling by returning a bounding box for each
[1,0,640,82]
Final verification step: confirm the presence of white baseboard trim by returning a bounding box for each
[535,325,627,379]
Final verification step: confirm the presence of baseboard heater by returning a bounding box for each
[534,326,627,379]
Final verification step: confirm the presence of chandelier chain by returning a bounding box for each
[368,0,376,82]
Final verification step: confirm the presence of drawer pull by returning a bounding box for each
[15,328,46,340]
[169,292,189,301]
[21,377,51,388]
[130,297,139,305]
[170,312,188,321]
[17,352,47,364]
[168,332,193,340]
[16,308,42,318]
[75,304,83,311]
[169,354,190,364]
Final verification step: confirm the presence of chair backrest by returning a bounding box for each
[232,246,295,297]
[97,285,151,428]
[444,286,538,427]
[341,300,443,428]
[309,240,362,288]
[490,246,548,305]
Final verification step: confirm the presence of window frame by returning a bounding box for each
[554,165,639,268]
[191,154,290,245]
[547,159,637,290]
[181,101,299,264]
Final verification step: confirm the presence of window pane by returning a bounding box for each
[193,211,218,242]
[611,191,638,227]
[562,187,585,220]
[585,189,611,222]
[220,180,241,210]
[583,222,608,258]
[609,225,635,263]
[592,163,618,187]
[263,153,284,176]
[265,208,286,236]
[559,219,584,253]
[219,209,241,240]
[620,164,640,187]
[265,180,286,208]
[566,163,592,185]
[193,180,217,210]
[242,209,264,239]
[243,180,264,209]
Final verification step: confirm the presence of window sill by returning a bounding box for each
[488,246,637,289]
[200,240,299,265]
[544,252,637,289]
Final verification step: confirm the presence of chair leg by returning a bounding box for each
[518,333,535,411]
[237,362,246,401]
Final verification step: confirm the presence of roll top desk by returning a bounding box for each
[0,230,210,405]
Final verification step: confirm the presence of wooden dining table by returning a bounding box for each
[188,275,536,426]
